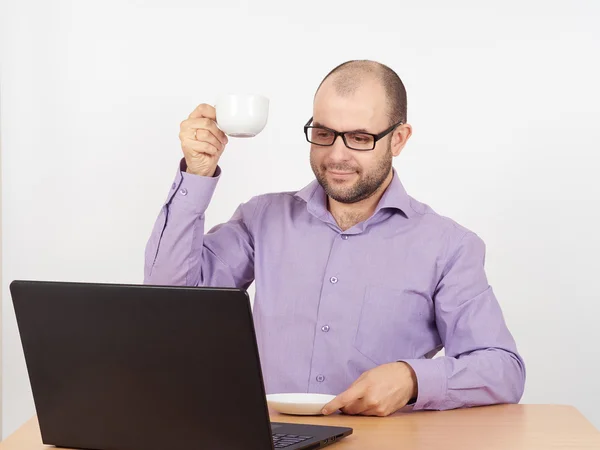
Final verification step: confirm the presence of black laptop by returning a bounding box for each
[10,280,352,450]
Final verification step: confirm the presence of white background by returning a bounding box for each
[2,0,600,439]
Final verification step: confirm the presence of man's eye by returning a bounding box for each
[349,133,372,143]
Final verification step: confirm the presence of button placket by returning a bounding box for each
[309,231,350,392]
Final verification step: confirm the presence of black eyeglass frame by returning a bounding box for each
[303,117,404,151]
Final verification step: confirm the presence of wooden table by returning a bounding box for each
[1,405,599,450]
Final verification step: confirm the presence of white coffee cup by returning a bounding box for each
[215,93,269,137]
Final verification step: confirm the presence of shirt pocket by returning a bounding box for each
[353,284,432,366]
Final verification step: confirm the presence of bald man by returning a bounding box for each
[144,60,525,417]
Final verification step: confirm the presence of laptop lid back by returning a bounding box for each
[10,280,273,450]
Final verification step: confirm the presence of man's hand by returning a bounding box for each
[179,103,229,177]
[321,362,418,417]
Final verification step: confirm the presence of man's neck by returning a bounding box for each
[328,171,394,231]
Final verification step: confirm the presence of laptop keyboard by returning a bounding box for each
[272,433,313,448]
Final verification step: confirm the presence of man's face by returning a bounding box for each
[310,78,393,204]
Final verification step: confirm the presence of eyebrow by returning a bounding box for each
[312,121,371,134]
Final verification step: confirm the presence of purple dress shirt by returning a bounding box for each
[144,162,525,411]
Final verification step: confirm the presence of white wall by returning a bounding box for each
[2,0,600,438]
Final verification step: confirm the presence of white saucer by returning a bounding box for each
[266,393,336,416]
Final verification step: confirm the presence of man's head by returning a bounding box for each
[309,60,412,204]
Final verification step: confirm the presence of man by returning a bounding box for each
[144,60,525,416]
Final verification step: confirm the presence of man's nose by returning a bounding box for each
[328,135,352,160]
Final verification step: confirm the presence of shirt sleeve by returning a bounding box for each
[143,160,260,288]
[400,231,526,410]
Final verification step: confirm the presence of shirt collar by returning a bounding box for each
[294,169,413,219]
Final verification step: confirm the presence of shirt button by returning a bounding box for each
[321,325,330,332]
[316,375,325,382]
[341,234,349,240]
[179,188,188,196]
[171,183,176,190]
[329,276,338,284]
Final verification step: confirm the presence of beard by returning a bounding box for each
[311,142,393,204]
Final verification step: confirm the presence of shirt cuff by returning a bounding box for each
[399,358,447,410]
[164,159,221,215]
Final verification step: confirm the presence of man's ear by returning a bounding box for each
[391,124,412,157]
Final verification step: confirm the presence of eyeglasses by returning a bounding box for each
[304,117,403,151]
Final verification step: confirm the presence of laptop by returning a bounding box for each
[10,280,353,450]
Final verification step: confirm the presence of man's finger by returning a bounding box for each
[361,404,389,417]
[188,103,217,121]
[184,139,220,156]
[181,118,228,146]
[188,129,225,151]
[321,383,365,415]
[340,397,369,416]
